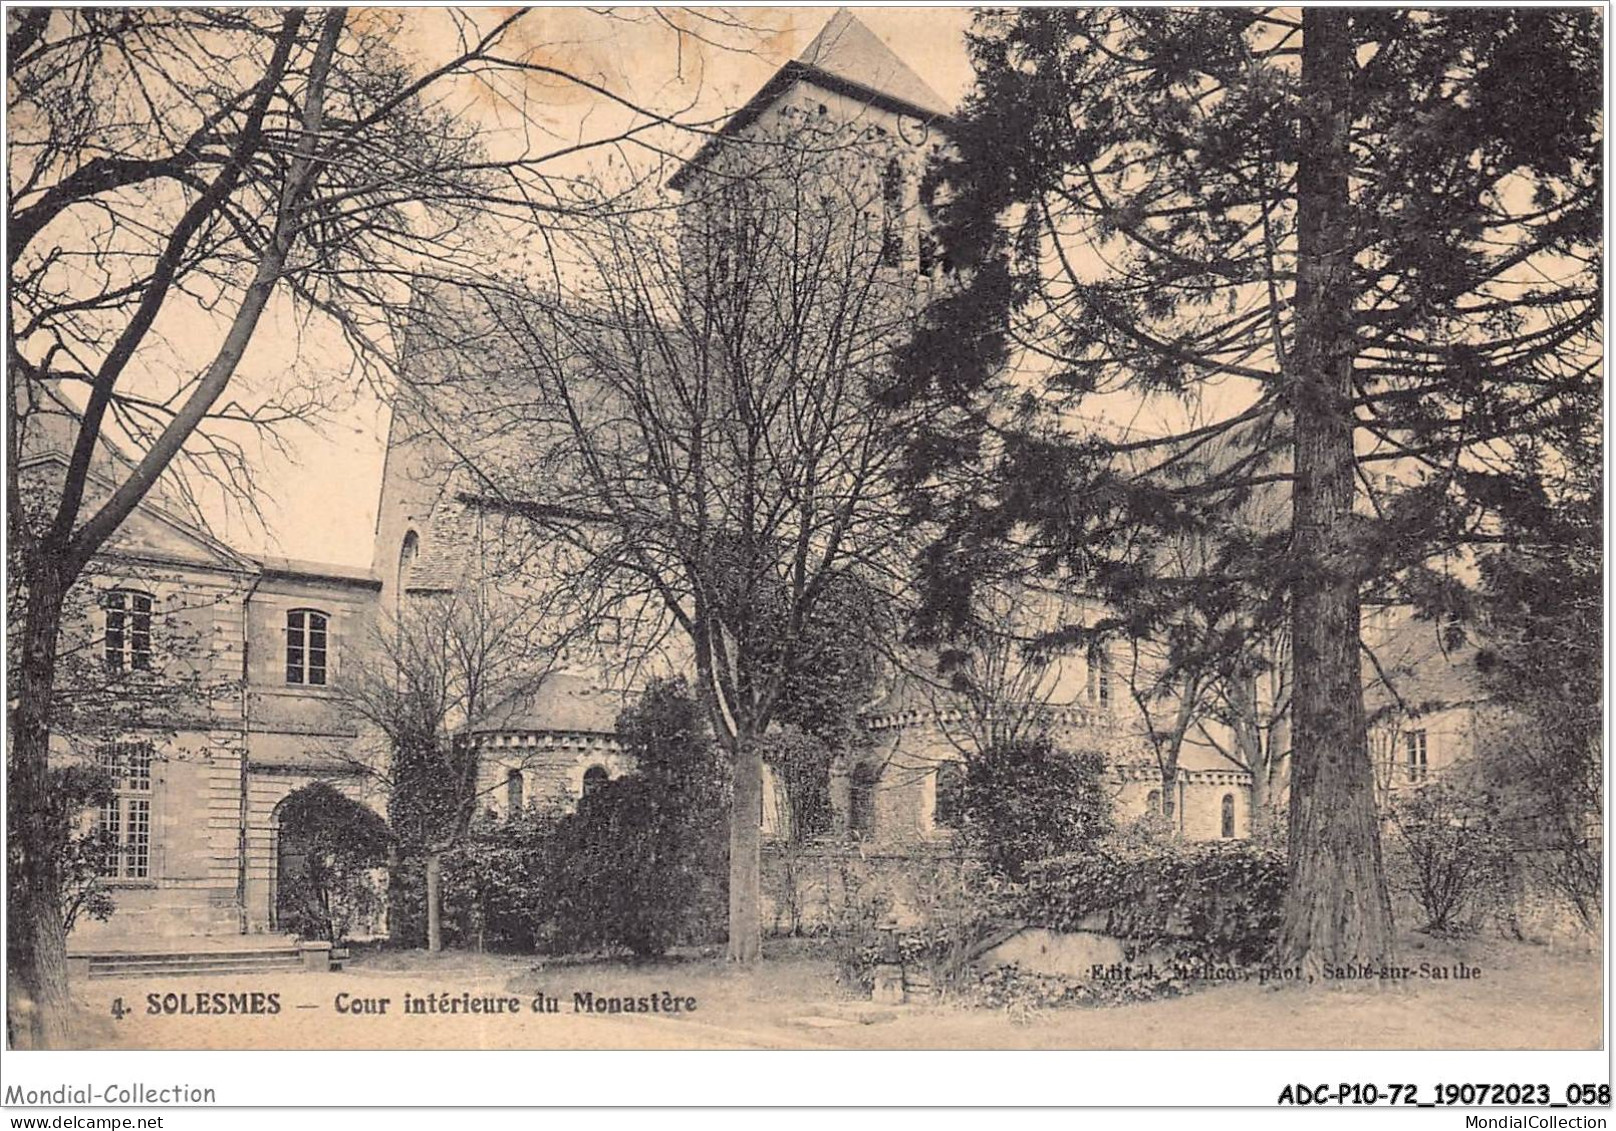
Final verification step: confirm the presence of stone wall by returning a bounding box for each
[760,841,977,934]
[246,570,377,737]
[68,730,247,947]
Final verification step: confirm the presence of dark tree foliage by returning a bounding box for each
[960,736,1111,882]
[44,764,116,936]
[544,679,729,957]
[888,8,1600,970]
[1468,375,1601,925]
[274,783,391,944]
[764,572,888,756]
[757,571,885,842]
[387,739,478,862]
[383,726,480,952]
[431,806,557,953]
[759,727,835,843]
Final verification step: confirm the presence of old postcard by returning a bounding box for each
[4,4,1603,1100]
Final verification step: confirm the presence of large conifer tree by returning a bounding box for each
[891,8,1600,970]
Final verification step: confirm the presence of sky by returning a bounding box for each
[218,5,979,570]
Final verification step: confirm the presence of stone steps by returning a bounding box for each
[76,947,310,979]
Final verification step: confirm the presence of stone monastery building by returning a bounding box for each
[57,11,1263,948]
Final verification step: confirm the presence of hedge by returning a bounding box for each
[1021,835,1287,965]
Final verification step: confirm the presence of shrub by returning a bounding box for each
[961,736,1112,881]
[899,857,1010,993]
[968,963,1190,1015]
[825,862,895,991]
[56,763,117,934]
[275,784,391,944]
[829,856,1009,995]
[1022,833,1287,966]
[442,806,557,951]
[1387,779,1516,934]
[279,859,385,946]
[540,678,729,956]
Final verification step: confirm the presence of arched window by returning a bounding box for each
[398,530,419,596]
[285,609,329,685]
[933,761,965,830]
[1221,793,1236,839]
[505,769,524,814]
[581,764,609,798]
[104,589,153,671]
[849,763,879,838]
[1146,789,1162,816]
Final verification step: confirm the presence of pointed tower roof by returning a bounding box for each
[669,9,954,190]
[796,9,952,119]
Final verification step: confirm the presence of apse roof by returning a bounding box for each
[473,672,627,737]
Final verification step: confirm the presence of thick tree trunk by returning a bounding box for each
[1279,9,1396,973]
[424,852,443,953]
[7,560,74,1049]
[726,737,763,963]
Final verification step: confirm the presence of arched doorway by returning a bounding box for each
[272,784,391,941]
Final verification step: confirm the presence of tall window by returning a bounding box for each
[1220,793,1236,839]
[933,761,965,830]
[1087,642,1111,708]
[849,763,879,838]
[581,764,609,798]
[98,742,152,879]
[104,589,153,671]
[505,768,524,814]
[879,157,904,267]
[285,609,328,685]
[1405,729,1428,782]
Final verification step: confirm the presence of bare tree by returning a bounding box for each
[1117,635,1210,822]
[334,579,580,953]
[1110,530,1289,825]
[907,583,1080,761]
[1210,625,1291,823]
[6,6,767,1046]
[334,520,601,956]
[405,114,925,962]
